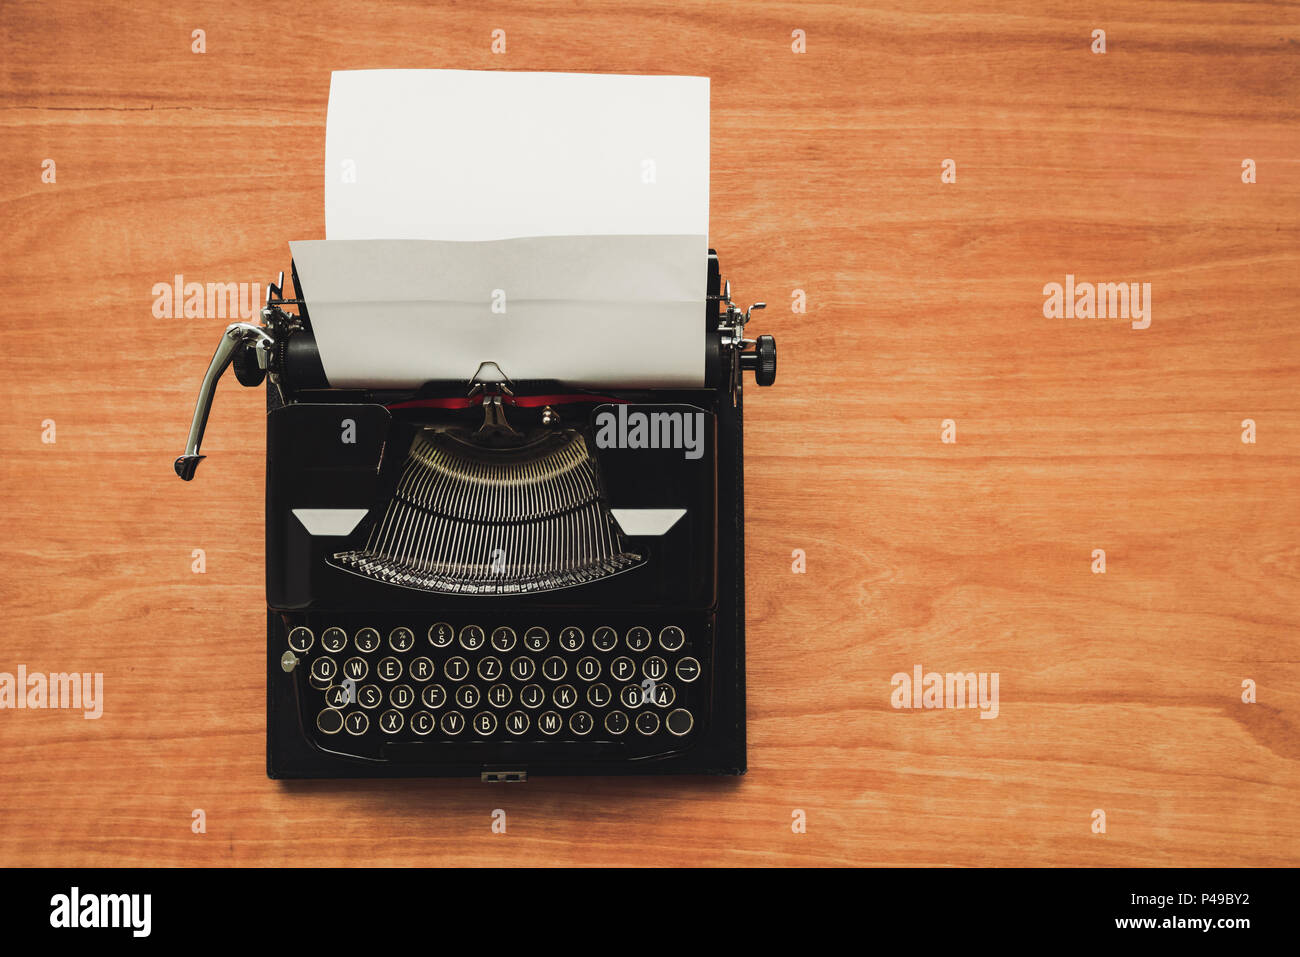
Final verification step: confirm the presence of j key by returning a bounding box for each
[569,711,593,736]
[591,626,618,652]
[409,657,434,681]
[444,657,470,682]
[287,626,314,653]
[635,711,660,736]
[610,657,635,682]
[410,711,435,735]
[488,683,513,708]
[427,622,454,648]
[491,627,517,652]
[643,657,668,681]
[510,656,536,681]
[441,711,466,735]
[459,625,486,651]
[505,711,529,736]
[576,657,601,682]
[321,627,348,653]
[523,626,549,652]
[316,708,343,734]
[558,626,584,652]
[377,656,403,682]
[379,709,404,734]
[542,656,567,681]
[604,710,629,735]
[625,626,652,652]
[587,683,612,708]
[388,627,415,652]
[421,684,447,709]
[658,626,686,651]
[358,684,383,709]
[676,657,701,683]
[354,627,381,653]
[310,656,338,683]
[473,711,497,736]
[666,708,694,737]
[390,684,415,709]
[477,656,503,681]
[455,685,481,709]
[342,657,368,681]
[344,711,369,736]
[537,711,563,736]
[553,684,577,709]
[521,684,545,709]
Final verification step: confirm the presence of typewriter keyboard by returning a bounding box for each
[285,621,708,753]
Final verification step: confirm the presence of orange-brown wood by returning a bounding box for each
[0,0,1297,866]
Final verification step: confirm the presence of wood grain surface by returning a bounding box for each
[1,0,1297,867]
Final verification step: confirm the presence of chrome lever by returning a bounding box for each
[174,322,275,480]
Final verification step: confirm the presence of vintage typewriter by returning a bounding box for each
[174,255,776,779]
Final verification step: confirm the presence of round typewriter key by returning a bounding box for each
[358,684,383,709]
[542,656,567,681]
[441,711,466,736]
[510,656,536,681]
[379,709,404,734]
[316,707,343,735]
[553,684,578,709]
[604,710,629,736]
[505,711,529,736]
[653,683,676,708]
[321,627,348,653]
[323,684,349,708]
[409,656,434,681]
[675,657,701,683]
[666,708,694,737]
[625,626,652,652]
[444,657,469,682]
[411,711,435,735]
[455,684,481,710]
[610,656,635,682]
[377,656,403,681]
[473,711,497,736]
[635,711,660,736]
[569,711,594,736]
[490,626,517,653]
[576,656,601,682]
[344,711,369,736]
[643,656,668,682]
[477,656,503,681]
[427,622,454,648]
[488,683,513,708]
[287,626,314,653]
[558,626,584,652]
[591,626,618,652]
[390,684,415,709]
[458,624,486,651]
[620,685,643,708]
[587,683,612,708]
[354,627,381,653]
[537,711,563,735]
[421,684,446,709]
[523,626,549,652]
[342,656,368,681]
[388,627,415,652]
[658,625,686,651]
[520,684,545,709]
[310,656,338,683]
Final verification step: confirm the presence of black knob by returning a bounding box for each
[232,340,267,387]
[741,334,777,386]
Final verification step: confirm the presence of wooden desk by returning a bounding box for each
[1,0,1296,866]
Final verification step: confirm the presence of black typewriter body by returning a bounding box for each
[177,252,776,779]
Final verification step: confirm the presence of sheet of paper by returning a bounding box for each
[301,69,710,388]
[291,235,705,389]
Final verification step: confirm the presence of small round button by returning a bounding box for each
[553,684,578,709]
[316,708,343,734]
[459,625,486,650]
[666,708,694,736]
[635,711,660,736]
[650,682,675,707]
[455,685,481,709]
[411,711,435,735]
[505,710,529,736]
[388,626,415,652]
[342,657,368,682]
[488,683,513,708]
[610,656,636,682]
[310,656,338,683]
[321,627,348,653]
[473,711,497,736]
[569,711,593,736]
[376,656,403,682]
[523,626,550,652]
[379,709,404,734]
[354,627,381,653]
[604,710,629,735]
[477,656,503,681]
[409,656,435,681]
[324,684,350,709]
[427,622,454,648]
[444,656,470,682]
[390,684,415,709]
[576,657,601,682]
[441,711,466,735]
[287,626,314,653]
[421,684,447,709]
[587,683,612,708]
[658,625,686,651]
[491,627,517,652]
[537,711,563,735]
[343,711,369,736]
[620,685,643,708]
[558,626,584,652]
[643,656,668,681]
[542,656,567,681]
[675,657,701,682]
[358,684,383,709]
[510,656,536,681]
[626,626,652,652]
[591,626,618,652]
[520,684,545,709]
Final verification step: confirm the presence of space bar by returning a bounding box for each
[382,740,629,762]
